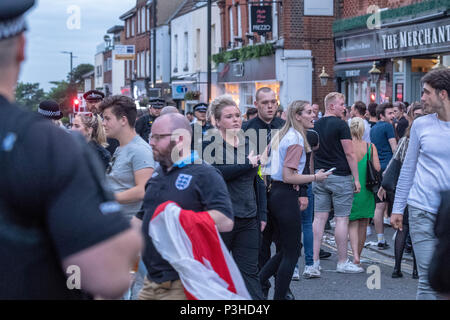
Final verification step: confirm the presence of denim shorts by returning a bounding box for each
[312,174,354,217]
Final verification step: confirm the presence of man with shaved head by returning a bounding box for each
[160,106,180,116]
[135,113,235,300]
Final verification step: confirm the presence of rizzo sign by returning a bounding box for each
[335,17,450,63]
[251,5,272,34]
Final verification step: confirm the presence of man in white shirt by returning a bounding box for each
[348,101,371,143]
[392,68,450,300]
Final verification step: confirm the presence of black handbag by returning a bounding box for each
[381,158,402,192]
[366,143,381,193]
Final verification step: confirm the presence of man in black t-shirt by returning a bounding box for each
[0,1,142,299]
[135,113,234,300]
[311,92,362,276]
[393,102,409,139]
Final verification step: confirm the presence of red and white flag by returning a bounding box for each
[149,201,251,300]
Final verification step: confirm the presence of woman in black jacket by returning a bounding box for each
[72,113,111,170]
[203,95,265,300]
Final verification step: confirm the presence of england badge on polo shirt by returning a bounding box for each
[175,174,192,190]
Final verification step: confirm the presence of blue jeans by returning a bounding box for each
[408,205,439,300]
[301,184,314,266]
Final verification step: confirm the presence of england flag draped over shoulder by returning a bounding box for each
[149,201,251,300]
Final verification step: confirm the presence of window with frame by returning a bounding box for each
[229,6,234,47]
[174,34,178,72]
[137,10,140,34]
[141,7,146,33]
[141,51,145,77]
[237,4,242,39]
[184,32,189,71]
[240,83,255,113]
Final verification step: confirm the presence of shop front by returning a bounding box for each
[334,15,450,106]
[217,55,280,114]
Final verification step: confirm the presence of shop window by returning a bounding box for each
[411,58,436,73]
[240,83,255,114]
[224,83,240,106]
[362,81,368,104]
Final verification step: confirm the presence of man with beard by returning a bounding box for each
[135,113,234,300]
[83,90,104,114]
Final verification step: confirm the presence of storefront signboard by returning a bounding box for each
[335,17,450,63]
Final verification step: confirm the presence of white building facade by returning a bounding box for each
[170,3,222,110]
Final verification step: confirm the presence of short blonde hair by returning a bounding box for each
[350,117,365,140]
[324,92,345,110]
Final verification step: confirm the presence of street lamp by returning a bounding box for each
[319,66,330,86]
[369,61,381,83]
[61,51,77,82]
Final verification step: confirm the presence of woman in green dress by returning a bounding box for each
[349,117,381,267]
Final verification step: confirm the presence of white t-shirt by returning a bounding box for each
[393,113,450,214]
[270,127,306,182]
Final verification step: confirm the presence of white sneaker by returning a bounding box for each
[383,217,391,226]
[336,260,365,273]
[292,266,300,281]
[303,265,321,278]
[366,225,372,236]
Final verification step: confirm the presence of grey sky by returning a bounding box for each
[19,0,136,92]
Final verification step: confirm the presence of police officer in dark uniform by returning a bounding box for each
[0,0,142,299]
[83,90,105,114]
[190,102,213,152]
[83,89,119,155]
[135,113,234,300]
[135,98,166,142]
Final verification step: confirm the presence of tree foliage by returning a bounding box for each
[68,63,94,84]
[15,82,46,111]
[47,81,78,115]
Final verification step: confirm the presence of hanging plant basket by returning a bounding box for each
[184,91,201,101]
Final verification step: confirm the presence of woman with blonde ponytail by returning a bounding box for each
[348,117,380,269]
[259,100,331,300]
[72,113,111,170]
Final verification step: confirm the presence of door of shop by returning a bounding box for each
[411,72,425,103]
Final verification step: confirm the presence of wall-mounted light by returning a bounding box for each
[369,61,381,83]
[319,66,330,86]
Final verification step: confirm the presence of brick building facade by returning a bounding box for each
[120,0,152,98]
[216,0,337,112]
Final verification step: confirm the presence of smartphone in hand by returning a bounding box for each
[325,167,336,174]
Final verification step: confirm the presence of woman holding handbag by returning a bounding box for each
[348,117,381,269]
[378,104,423,279]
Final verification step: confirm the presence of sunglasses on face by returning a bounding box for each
[106,155,117,174]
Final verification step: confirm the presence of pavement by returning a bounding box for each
[326,218,415,263]
[266,219,419,300]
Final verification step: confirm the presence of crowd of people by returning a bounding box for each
[1,0,450,301]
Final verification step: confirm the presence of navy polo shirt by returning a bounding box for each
[138,159,234,284]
